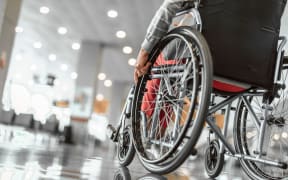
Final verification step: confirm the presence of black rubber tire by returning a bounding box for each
[132,26,213,174]
[117,127,136,166]
[234,62,288,180]
[138,173,167,180]
[204,140,224,178]
[113,166,131,180]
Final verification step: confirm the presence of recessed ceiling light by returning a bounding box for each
[96,94,104,101]
[15,26,24,33]
[116,30,126,38]
[71,72,78,79]
[61,64,68,71]
[104,79,112,87]
[49,54,57,61]
[33,42,42,49]
[40,6,50,14]
[98,73,106,80]
[123,46,133,54]
[107,10,118,18]
[72,42,81,50]
[128,58,136,66]
[58,27,68,35]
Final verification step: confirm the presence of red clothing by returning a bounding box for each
[141,53,175,129]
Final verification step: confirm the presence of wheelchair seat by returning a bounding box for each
[212,77,251,95]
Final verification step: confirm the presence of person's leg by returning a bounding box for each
[141,54,170,139]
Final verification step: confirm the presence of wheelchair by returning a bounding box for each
[131,0,288,179]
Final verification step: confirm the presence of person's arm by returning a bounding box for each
[134,0,194,83]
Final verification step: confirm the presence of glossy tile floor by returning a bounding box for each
[0,124,249,180]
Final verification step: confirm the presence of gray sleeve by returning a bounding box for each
[141,0,194,53]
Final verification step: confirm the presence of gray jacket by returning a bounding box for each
[141,0,195,53]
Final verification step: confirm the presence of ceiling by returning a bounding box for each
[11,0,162,83]
[8,0,288,100]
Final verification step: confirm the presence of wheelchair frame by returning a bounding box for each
[185,2,288,176]
[135,2,288,177]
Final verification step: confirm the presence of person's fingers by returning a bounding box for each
[134,60,152,84]
[140,62,152,74]
[134,69,138,84]
[144,62,152,68]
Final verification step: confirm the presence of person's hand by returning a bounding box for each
[134,48,151,83]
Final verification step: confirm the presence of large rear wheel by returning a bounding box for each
[132,27,213,174]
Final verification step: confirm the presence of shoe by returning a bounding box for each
[106,124,117,142]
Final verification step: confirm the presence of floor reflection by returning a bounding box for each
[0,124,248,180]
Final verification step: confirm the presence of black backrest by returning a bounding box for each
[200,0,287,89]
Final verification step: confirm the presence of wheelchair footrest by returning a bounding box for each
[106,124,118,142]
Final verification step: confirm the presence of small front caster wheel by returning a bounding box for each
[204,140,224,178]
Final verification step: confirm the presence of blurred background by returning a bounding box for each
[0,0,287,179]
[0,0,163,145]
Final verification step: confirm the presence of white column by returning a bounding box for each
[70,41,104,144]
[0,0,22,119]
